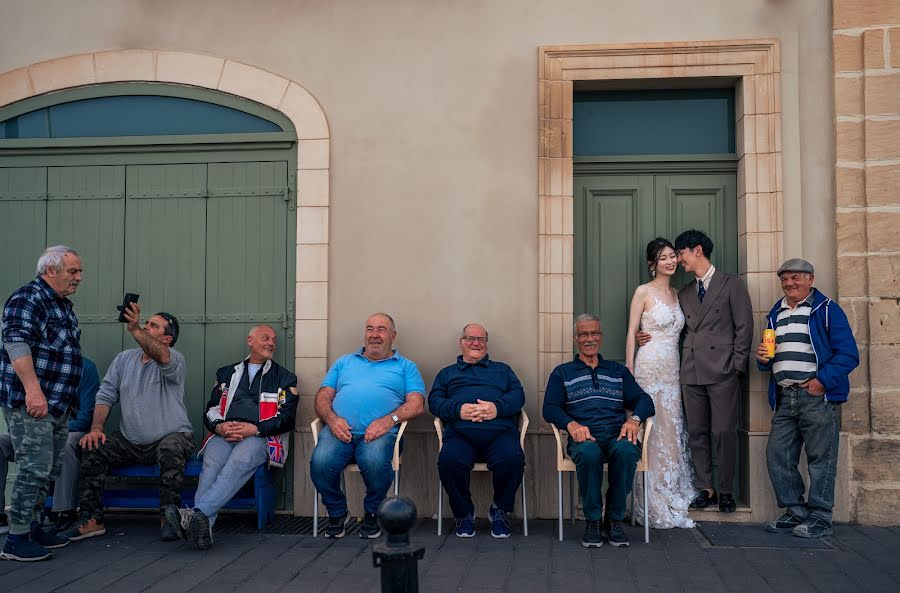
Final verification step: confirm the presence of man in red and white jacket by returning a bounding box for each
[164,324,298,549]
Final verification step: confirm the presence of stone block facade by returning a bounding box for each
[834,0,900,525]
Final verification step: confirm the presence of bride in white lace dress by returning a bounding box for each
[625,238,696,528]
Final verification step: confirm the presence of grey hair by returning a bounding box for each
[368,312,396,331]
[573,313,601,333]
[460,323,489,340]
[36,245,79,275]
[248,324,277,338]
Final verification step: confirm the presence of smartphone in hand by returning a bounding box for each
[117,293,140,322]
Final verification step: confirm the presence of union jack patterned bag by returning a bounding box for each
[261,390,290,468]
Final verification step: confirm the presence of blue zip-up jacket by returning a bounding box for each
[69,357,99,432]
[758,288,859,410]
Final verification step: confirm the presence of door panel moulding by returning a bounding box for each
[538,39,782,519]
[0,54,331,493]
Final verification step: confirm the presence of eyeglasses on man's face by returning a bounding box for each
[461,336,488,344]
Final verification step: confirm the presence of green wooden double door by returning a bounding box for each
[0,161,295,449]
[574,171,737,363]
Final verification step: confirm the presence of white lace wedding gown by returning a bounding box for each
[633,289,696,528]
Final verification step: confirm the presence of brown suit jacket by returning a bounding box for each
[679,270,754,386]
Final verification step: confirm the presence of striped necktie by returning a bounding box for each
[698,279,706,303]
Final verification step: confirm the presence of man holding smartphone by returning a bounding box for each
[62,301,194,543]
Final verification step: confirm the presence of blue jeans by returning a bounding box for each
[567,429,640,522]
[309,426,396,516]
[766,387,840,525]
[50,431,85,512]
[195,435,268,527]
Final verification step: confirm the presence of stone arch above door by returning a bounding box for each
[0,50,330,399]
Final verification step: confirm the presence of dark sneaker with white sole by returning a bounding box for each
[489,504,511,539]
[605,520,629,547]
[581,520,603,548]
[455,513,476,538]
[792,516,833,539]
[358,512,382,539]
[325,513,350,538]
[765,512,805,533]
[0,534,52,562]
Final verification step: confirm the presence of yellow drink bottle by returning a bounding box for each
[763,329,776,359]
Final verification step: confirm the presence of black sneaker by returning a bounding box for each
[163,504,191,540]
[51,510,78,535]
[765,512,805,533]
[30,521,69,549]
[581,520,603,548]
[605,520,629,547]
[718,493,737,513]
[358,512,382,539]
[161,520,180,542]
[689,490,717,509]
[324,513,349,539]
[188,509,213,550]
[792,516,833,539]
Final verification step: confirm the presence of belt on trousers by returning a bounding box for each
[780,383,807,394]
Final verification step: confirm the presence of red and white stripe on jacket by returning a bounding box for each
[200,359,290,468]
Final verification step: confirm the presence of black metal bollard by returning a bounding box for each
[372,496,425,593]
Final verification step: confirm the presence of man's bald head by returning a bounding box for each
[247,325,277,363]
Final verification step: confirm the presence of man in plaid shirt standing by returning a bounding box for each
[0,245,84,562]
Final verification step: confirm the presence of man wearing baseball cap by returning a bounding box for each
[755,258,859,538]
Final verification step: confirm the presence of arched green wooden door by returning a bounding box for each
[0,84,298,508]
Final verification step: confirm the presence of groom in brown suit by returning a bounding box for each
[673,230,753,513]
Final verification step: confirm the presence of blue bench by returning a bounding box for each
[46,458,276,530]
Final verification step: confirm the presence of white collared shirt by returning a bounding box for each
[696,264,716,294]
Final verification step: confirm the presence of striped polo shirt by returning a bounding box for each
[771,291,817,387]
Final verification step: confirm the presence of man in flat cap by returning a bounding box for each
[756,258,858,538]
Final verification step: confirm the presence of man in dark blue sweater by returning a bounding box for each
[543,314,655,548]
[428,323,525,539]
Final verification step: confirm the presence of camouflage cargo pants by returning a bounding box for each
[2,406,68,535]
[78,431,194,522]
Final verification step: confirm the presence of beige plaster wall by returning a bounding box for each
[0,0,837,519]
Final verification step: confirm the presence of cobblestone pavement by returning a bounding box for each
[1,516,898,593]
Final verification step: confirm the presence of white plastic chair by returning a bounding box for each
[310,417,407,537]
[550,417,653,543]
[433,410,529,536]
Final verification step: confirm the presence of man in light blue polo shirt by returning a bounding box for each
[310,313,425,539]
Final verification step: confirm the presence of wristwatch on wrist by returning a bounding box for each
[628,414,641,424]
[255,429,262,438]
[391,414,400,425]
